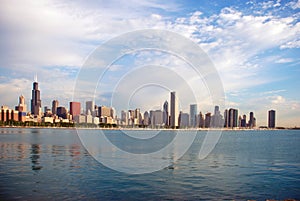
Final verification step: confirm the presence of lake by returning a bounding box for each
[0,128,299,200]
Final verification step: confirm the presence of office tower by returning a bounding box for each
[15,95,27,112]
[240,114,247,127]
[150,110,163,127]
[228,108,238,128]
[170,91,179,128]
[249,112,255,128]
[212,105,223,128]
[190,104,197,128]
[70,102,81,117]
[31,80,42,116]
[179,112,189,128]
[268,110,276,128]
[86,101,95,116]
[224,109,228,127]
[205,112,211,128]
[121,110,128,126]
[198,112,204,128]
[52,100,59,115]
[143,111,150,126]
[57,106,68,119]
[135,108,141,125]
[163,101,169,126]
[98,106,113,117]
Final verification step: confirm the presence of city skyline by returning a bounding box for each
[0,1,299,127]
[0,79,279,128]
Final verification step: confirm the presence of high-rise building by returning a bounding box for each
[57,106,68,119]
[198,112,204,128]
[52,100,59,115]
[212,105,223,128]
[179,112,189,128]
[228,108,238,128]
[170,92,179,128]
[190,104,197,128]
[31,80,42,116]
[86,101,95,116]
[70,102,81,117]
[268,110,276,128]
[143,111,150,126]
[224,109,228,127]
[163,101,169,126]
[15,95,27,112]
[150,110,163,127]
[205,112,211,128]
[240,114,247,127]
[249,112,255,128]
[98,106,113,117]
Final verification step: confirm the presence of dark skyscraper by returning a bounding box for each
[249,112,255,128]
[268,110,276,128]
[228,108,238,128]
[163,101,169,126]
[52,100,59,115]
[31,80,42,116]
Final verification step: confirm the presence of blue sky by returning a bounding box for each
[0,0,299,127]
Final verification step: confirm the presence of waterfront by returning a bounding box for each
[0,128,299,200]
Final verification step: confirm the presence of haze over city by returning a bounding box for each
[0,0,300,127]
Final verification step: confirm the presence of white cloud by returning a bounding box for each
[275,58,294,63]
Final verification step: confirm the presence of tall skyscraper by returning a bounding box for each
[212,105,223,128]
[268,110,276,128]
[52,100,59,115]
[224,109,228,127]
[70,102,81,117]
[228,108,238,128]
[163,100,169,126]
[249,112,255,128]
[190,104,197,128]
[170,92,178,128]
[86,101,95,116]
[205,112,211,128]
[31,80,42,116]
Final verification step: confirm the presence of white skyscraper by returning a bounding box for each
[170,91,178,128]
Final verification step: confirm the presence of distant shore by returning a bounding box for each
[1,125,299,131]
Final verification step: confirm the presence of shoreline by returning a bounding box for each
[1,125,299,131]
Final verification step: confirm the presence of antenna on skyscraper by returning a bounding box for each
[34,73,38,82]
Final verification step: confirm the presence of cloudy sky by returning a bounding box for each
[0,0,299,127]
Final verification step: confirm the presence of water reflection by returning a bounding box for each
[30,144,42,171]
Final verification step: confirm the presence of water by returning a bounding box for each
[0,128,299,200]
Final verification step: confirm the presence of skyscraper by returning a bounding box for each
[249,112,255,128]
[205,112,211,128]
[31,80,42,116]
[212,105,223,128]
[70,102,81,117]
[52,100,59,115]
[224,109,228,127]
[190,104,197,128]
[179,111,189,128]
[15,95,27,112]
[228,108,238,128]
[268,110,276,128]
[86,101,95,116]
[163,100,169,126]
[170,92,178,128]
